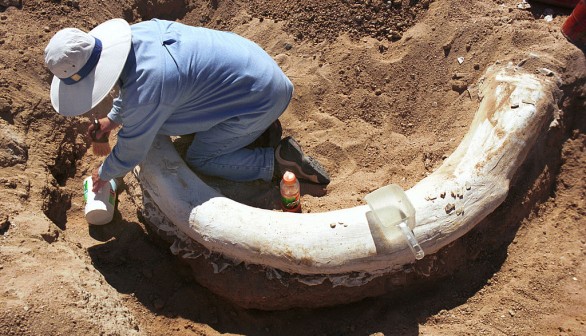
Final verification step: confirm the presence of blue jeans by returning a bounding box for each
[185,92,291,182]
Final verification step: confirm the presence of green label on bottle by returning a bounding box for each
[109,189,116,205]
[83,180,89,201]
[281,195,300,210]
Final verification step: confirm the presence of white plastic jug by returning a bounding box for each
[83,176,117,225]
[364,184,424,260]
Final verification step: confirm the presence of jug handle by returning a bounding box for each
[398,221,425,260]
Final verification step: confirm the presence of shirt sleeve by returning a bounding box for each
[106,96,124,125]
[98,102,172,181]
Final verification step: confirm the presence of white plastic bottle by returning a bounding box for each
[280,171,301,213]
[83,176,117,225]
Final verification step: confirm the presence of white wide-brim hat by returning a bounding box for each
[45,18,131,116]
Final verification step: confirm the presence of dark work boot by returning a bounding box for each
[274,136,330,185]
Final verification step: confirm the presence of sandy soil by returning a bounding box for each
[0,0,585,335]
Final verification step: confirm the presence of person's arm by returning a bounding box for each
[93,103,170,191]
[90,116,121,192]
[91,167,109,192]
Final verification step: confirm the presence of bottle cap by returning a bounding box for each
[283,171,297,184]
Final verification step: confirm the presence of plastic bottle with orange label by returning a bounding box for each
[280,171,301,213]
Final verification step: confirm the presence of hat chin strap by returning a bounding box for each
[61,37,102,85]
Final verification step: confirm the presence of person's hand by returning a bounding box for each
[87,117,119,142]
[91,168,109,192]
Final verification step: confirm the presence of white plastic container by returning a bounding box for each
[364,184,424,260]
[83,176,117,225]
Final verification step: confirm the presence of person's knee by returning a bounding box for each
[184,152,209,170]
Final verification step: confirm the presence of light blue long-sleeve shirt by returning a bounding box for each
[99,19,293,181]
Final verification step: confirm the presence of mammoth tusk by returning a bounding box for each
[134,63,559,278]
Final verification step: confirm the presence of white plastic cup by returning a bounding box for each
[364,184,424,260]
[83,176,117,225]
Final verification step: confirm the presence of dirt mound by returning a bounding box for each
[0,0,584,335]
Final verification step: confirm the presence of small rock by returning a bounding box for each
[517,1,531,10]
[451,80,468,93]
[284,43,293,50]
[390,31,402,41]
[537,67,554,76]
[452,72,468,79]
[445,203,455,214]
